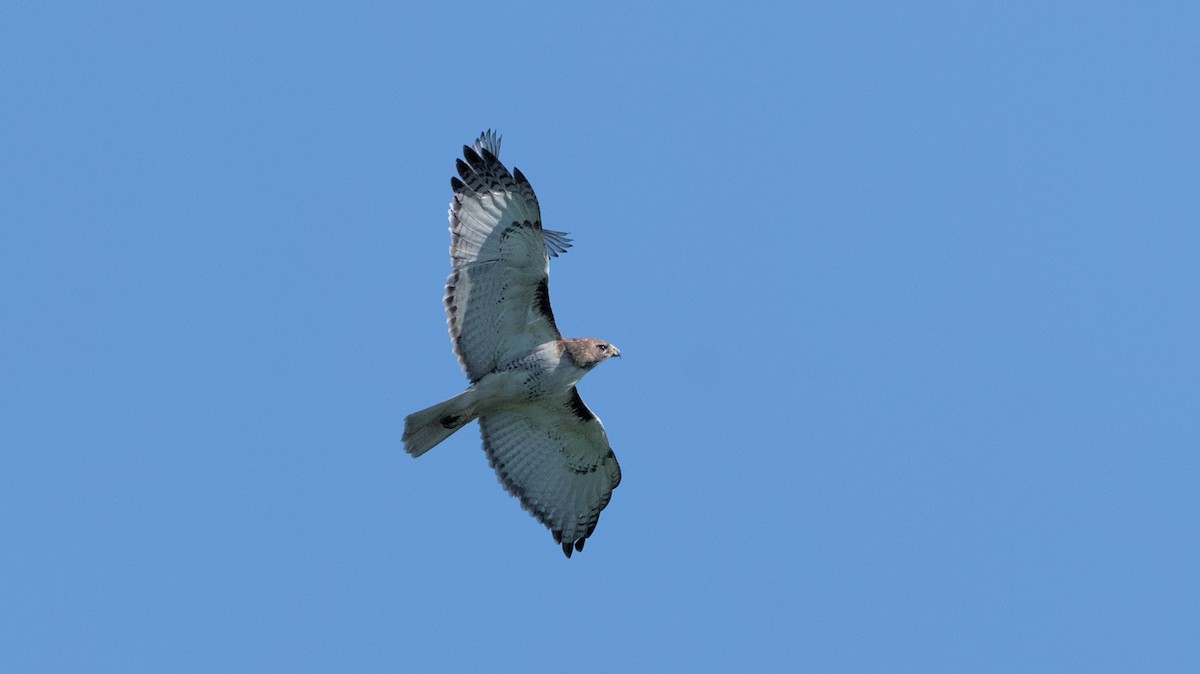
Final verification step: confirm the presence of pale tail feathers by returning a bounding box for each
[403,390,478,458]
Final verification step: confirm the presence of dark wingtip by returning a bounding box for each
[562,541,574,558]
[450,176,465,192]
[575,538,585,552]
[464,146,486,170]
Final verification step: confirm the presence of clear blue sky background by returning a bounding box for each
[2,2,1197,671]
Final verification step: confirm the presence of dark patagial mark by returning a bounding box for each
[439,415,462,429]
[534,278,556,325]
[566,387,595,422]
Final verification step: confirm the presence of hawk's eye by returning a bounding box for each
[597,344,608,351]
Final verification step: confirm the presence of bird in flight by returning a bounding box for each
[404,130,623,558]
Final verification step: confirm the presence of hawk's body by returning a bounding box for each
[403,131,622,557]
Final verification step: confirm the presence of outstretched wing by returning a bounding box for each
[444,131,572,382]
[478,387,622,557]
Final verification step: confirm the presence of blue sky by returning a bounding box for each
[2,1,1197,671]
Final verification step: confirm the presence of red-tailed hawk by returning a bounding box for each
[403,130,622,558]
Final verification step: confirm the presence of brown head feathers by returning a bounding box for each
[562,338,621,367]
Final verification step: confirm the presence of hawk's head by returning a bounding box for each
[563,338,621,368]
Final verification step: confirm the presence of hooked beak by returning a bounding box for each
[612,346,621,358]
